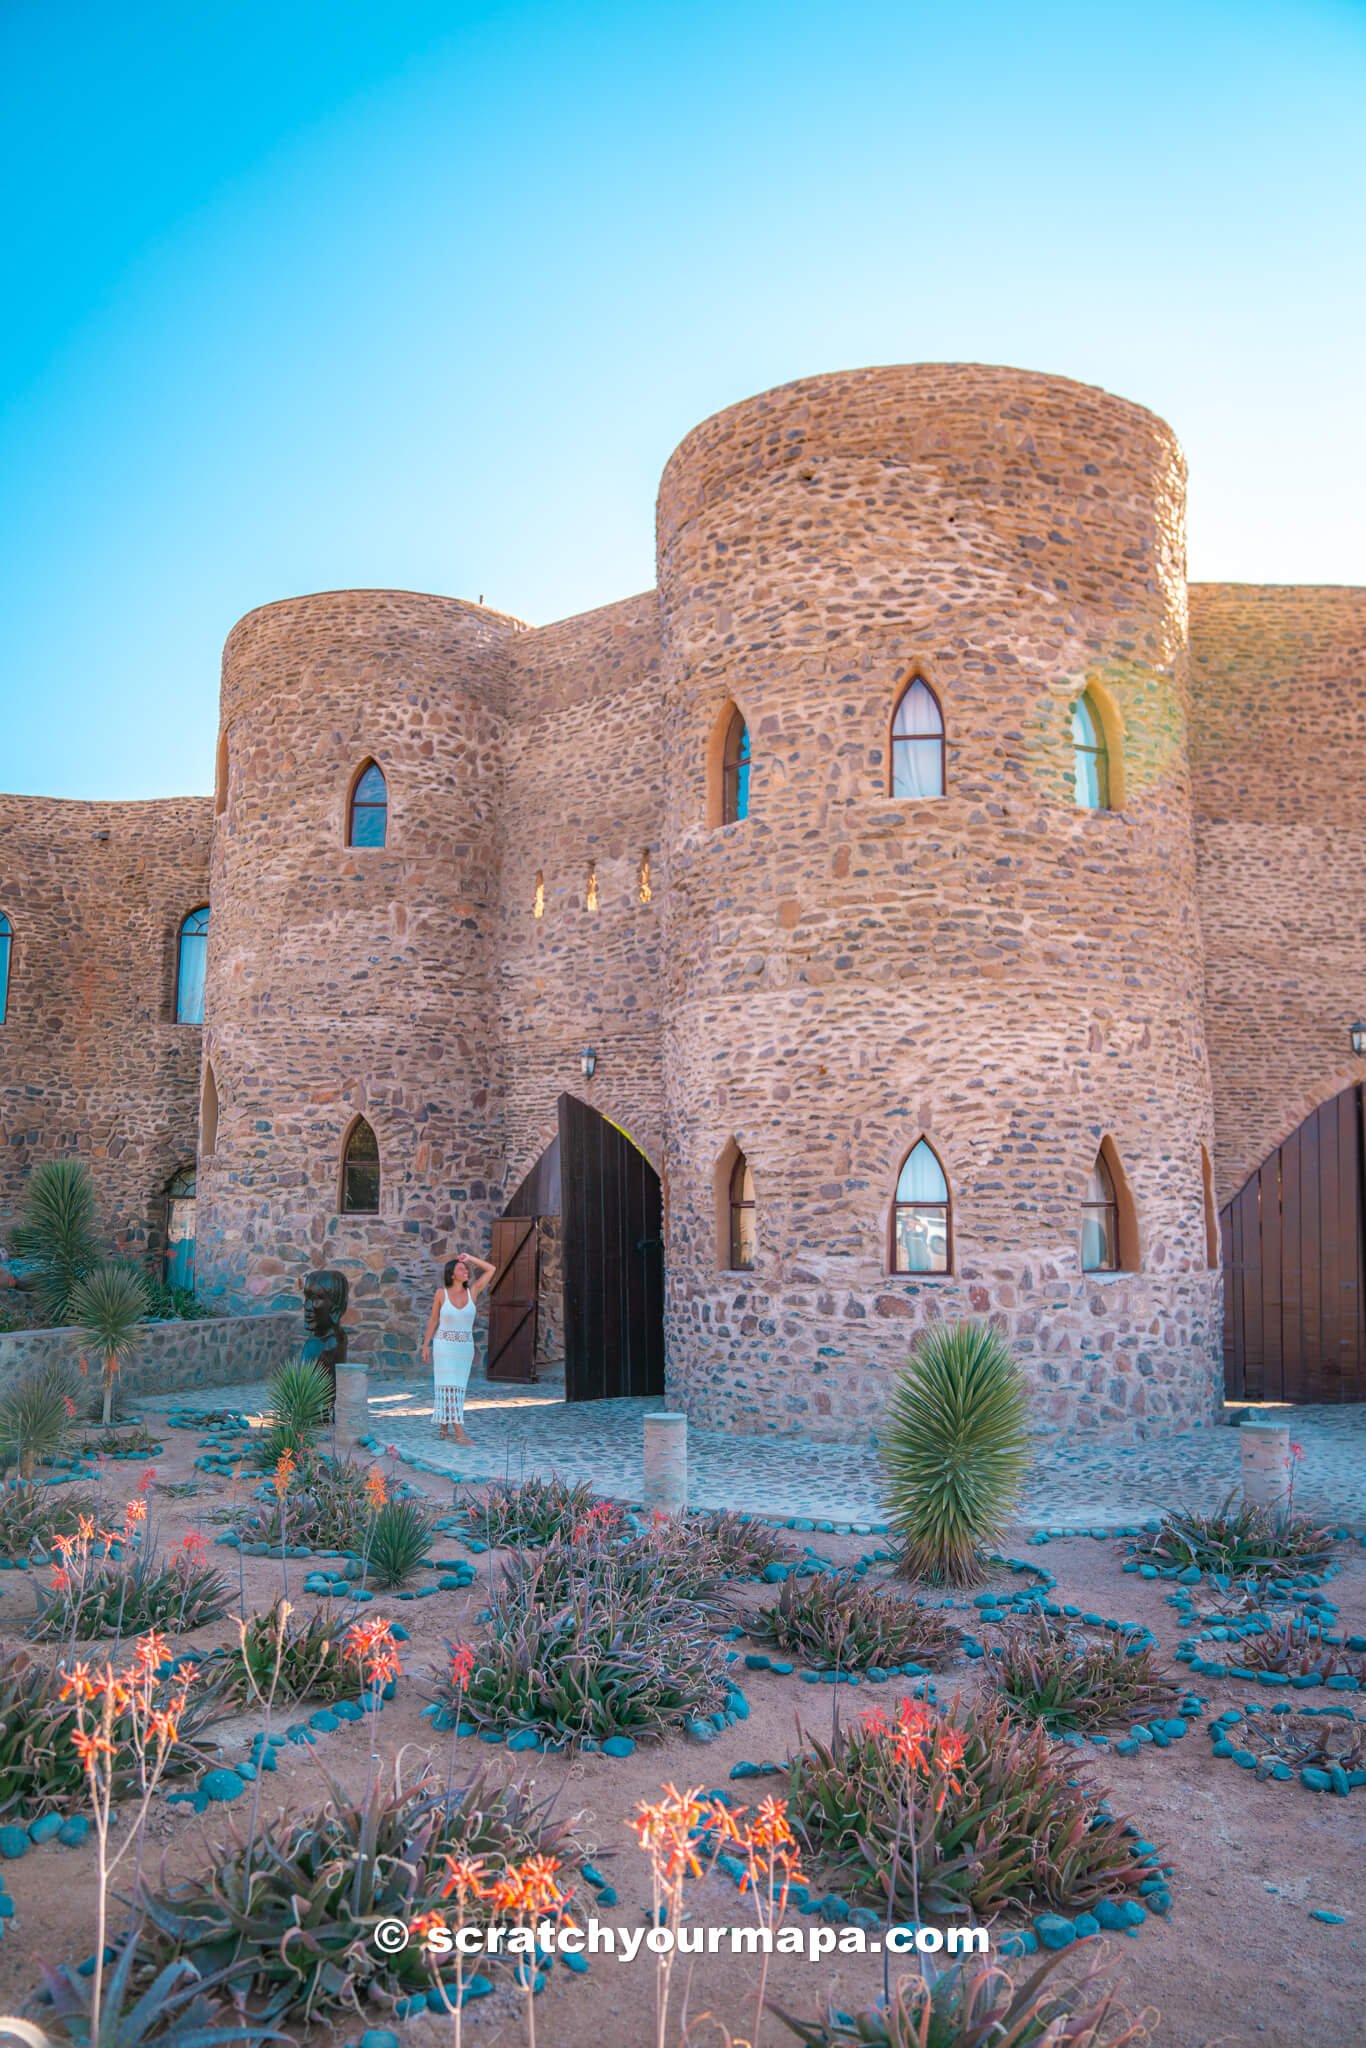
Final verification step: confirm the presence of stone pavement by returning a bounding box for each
[141,1374,1366,1533]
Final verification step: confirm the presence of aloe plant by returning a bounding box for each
[12,1159,102,1325]
[35,1928,286,2048]
[741,1568,954,1673]
[773,1948,1146,2046]
[71,1265,150,1427]
[881,1321,1030,1585]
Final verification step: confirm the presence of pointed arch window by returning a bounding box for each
[341,1117,381,1214]
[892,1140,951,1273]
[1081,1150,1119,1270]
[175,907,209,1024]
[347,762,388,848]
[728,1151,756,1270]
[165,1166,197,1290]
[1071,693,1110,810]
[200,1061,219,1158]
[0,913,10,1024]
[722,710,751,824]
[890,678,945,798]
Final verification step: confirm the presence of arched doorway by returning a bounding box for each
[164,1167,197,1291]
[1221,1083,1365,1403]
[494,1094,665,1402]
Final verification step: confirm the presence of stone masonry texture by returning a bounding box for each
[1,364,1361,1436]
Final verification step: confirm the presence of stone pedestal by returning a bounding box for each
[643,1410,688,1516]
[334,1361,369,1447]
[1241,1421,1292,1515]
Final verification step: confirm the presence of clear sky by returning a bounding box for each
[2,0,1363,801]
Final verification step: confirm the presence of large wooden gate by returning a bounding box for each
[1221,1084,1366,1403]
[486,1217,539,1382]
[559,1091,665,1402]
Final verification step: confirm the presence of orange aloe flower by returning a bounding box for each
[364,1468,388,1509]
[59,1661,98,1703]
[441,1854,489,1901]
[273,1448,297,1499]
[71,1729,117,1772]
[449,1644,477,1689]
[123,1498,148,1527]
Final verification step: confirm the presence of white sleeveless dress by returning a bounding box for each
[432,1289,477,1426]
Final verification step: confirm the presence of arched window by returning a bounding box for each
[347,761,388,848]
[1071,692,1110,810]
[728,1151,756,1270]
[722,709,751,824]
[0,913,11,1024]
[175,907,209,1024]
[341,1117,381,1214]
[200,1061,219,1158]
[1081,1138,1137,1271]
[889,678,945,798]
[891,1140,951,1273]
[164,1166,196,1290]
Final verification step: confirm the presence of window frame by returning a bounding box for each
[340,1115,382,1216]
[721,709,751,825]
[174,906,210,1025]
[728,1151,756,1271]
[0,912,11,1025]
[890,1138,953,1275]
[888,676,946,800]
[346,759,389,849]
[1071,691,1111,811]
[1081,1138,1139,1273]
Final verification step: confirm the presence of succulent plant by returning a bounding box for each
[0,1481,100,1565]
[34,1925,287,2048]
[250,1359,335,1469]
[786,1692,1155,1921]
[0,1367,79,1480]
[1131,1494,1336,1580]
[1232,1616,1365,1684]
[30,1535,229,1643]
[11,1159,103,1326]
[986,1616,1180,1733]
[139,1768,586,2025]
[772,1948,1147,2046]
[231,1454,383,1553]
[458,1473,612,1548]
[881,1321,1030,1586]
[362,1495,437,1589]
[216,1598,364,1706]
[741,1569,955,1673]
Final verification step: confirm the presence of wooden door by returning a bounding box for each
[487,1216,539,1382]
[559,1091,665,1402]
[1221,1084,1366,1402]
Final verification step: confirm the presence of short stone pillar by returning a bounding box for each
[643,1410,688,1516]
[334,1361,370,1447]
[1241,1421,1292,1515]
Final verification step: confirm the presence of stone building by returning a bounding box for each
[2,364,1362,1435]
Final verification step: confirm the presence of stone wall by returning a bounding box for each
[0,1310,297,1404]
[655,365,1222,1437]
[1189,585,1366,1206]
[0,795,211,1262]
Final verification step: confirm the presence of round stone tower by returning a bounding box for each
[656,364,1220,1436]
[196,589,522,1367]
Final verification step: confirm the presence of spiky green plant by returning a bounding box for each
[229,1454,377,1552]
[71,1265,150,1427]
[139,1278,218,1323]
[1130,1493,1336,1580]
[35,1928,286,2048]
[881,1321,1030,1585]
[0,1480,99,1564]
[459,1473,613,1547]
[30,1532,230,1643]
[12,1160,103,1326]
[0,1364,78,1478]
[786,1692,1155,1921]
[363,1495,437,1589]
[772,1949,1148,2047]
[438,1548,731,1744]
[218,1598,364,1705]
[987,1616,1180,1733]
[1232,1616,1366,1684]
[138,1768,587,2025]
[250,1359,334,1469]
[741,1569,955,1673]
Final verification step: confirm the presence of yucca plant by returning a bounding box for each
[786,1692,1154,1921]
[251,1358,334,1469]
[138,1767,587,2025]
[0,1480,99,1564]
[363,1495,437,1589]
[12,1159,103,1325]
[34,1927,286,2048]
[882,1321,1030,1585]
[0,1364,78,1479]
[987,1616,1179,1733]
[772,1948,1147,2047]
[741,1569,955,1673]
[71,1265,150,1427]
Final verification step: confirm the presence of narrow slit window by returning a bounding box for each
[348,762,388,847]
[586,863,599,912]
[892,1140,951,1273]
[175,907,209,1024]
[1081,1151,1120,1271]
[890,679,945,798]
[342,1118,381,1214]
[533,871,545,919]
[1071,693,1110,810]
[728,1152,756,1270]
[722,710,751,824]
[0,913,10,1024]
[639,850,652,904]
[200,1062,219,1157]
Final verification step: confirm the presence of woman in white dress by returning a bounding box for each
[420,1253,495,1443]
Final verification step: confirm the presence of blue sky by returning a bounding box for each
[2,0,1363,800]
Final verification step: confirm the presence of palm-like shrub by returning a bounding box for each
[0,1364,78,1478]
[881,1321,1029,1585]
[365,1496,437,1588]
[251,1359,334,1468]
[773,1950,1146,2047]
[12,1159,103,1325]
[71,1264,150,1426]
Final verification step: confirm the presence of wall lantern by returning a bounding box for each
[1352,1022,1366,1058]
[580,1047,597,1081]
